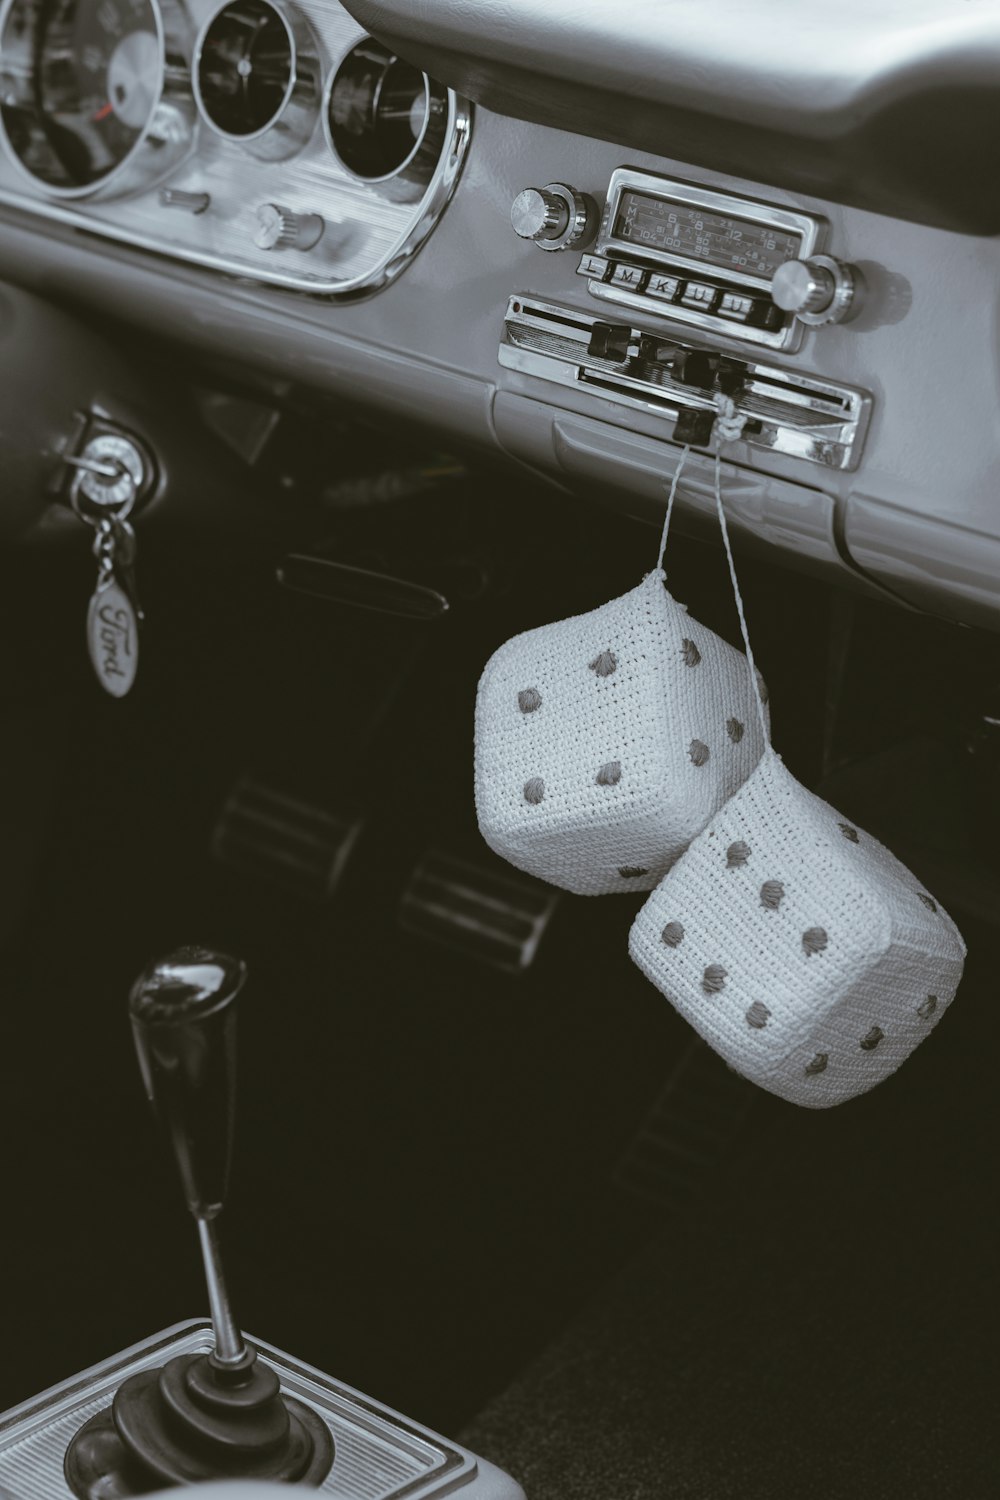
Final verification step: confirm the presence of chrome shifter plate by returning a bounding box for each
[0,1321,473,1500]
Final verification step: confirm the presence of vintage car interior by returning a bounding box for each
[0,1,997,1495]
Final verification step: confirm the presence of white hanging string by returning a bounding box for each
[711,394,771,745]
[654,444,692,577]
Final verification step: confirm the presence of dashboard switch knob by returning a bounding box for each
[253,203,325,252]
[771,254,859,325]
[511,182,598,252]
[511,187,569,242]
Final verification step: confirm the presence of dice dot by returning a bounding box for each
[523,777,545,805]
[917,892,938,913]
[596,760,622,787]
[746,1001,770,1030]
[661,921,685,948]
[760,879,784,911]
[805,1052,829,1076]
[689,739,710,767]
[838,821,860,844]
[702,964,727,995]
[917,995,938,1020]
[681,638,702,667]
[518,687,542,714]
[726,840,750,869]
[802,926,828,956]
[726,717,745,744]
[860,1025,884,1051]
[618,865,648,879]
[589,650,617,678]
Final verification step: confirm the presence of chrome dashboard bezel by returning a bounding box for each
[588,168,827,353]
[0,0,197,201]
[0,0,473,297]
[500,294,872,472]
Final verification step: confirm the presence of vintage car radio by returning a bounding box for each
[512,170,860,354]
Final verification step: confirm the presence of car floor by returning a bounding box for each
[0,449,995,1493]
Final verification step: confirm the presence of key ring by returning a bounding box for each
[70,463,138,528]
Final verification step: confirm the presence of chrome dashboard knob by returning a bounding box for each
[771,254,859,325]
[253,203,325,252]
[510,182,598,252]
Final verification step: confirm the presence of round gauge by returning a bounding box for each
[193,0,319,155]
[0,0,193,197]
[325,38,448,192]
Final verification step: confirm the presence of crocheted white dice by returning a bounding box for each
[474,571,768,896]
[629,750,966,1107]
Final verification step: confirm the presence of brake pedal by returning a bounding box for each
[399,850,558,973]
[212,775,362,901]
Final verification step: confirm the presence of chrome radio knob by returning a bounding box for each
[510,182,598,252]
[771,254,858,325]
[253,203,325,252]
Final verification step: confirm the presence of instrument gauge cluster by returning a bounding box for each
[0,0,471,294]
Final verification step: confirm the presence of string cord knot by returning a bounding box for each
[713,391,747,444]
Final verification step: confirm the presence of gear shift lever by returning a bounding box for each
[64,946,334,1499]
[129,948,245,1366]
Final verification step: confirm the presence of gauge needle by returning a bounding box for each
[92,101,115,122]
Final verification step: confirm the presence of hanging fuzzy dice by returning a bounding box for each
[628,750,966,1106]
[474,571,769,896]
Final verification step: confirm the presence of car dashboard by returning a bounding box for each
[0,0,998,630]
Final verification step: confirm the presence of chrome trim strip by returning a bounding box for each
[499,294,871,472]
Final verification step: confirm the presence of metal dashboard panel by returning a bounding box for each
[1,92,999,631]
[0,0,471,296]
[339,0,1000,235]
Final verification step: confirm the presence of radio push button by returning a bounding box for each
[719,291,754,322]
[577,253,610,280]
[647,272,680,302]
[680,281,718,310]
[611,263,645,290]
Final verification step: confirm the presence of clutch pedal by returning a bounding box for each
[399,850,558,973]
[212,775,362,901]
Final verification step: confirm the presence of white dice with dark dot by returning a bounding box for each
[629,751,965,1107]
[475,572,769,896]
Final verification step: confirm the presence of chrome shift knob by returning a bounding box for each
[130,946,245,1222]
[130,945,247,1366]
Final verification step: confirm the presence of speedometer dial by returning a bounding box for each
[37,0,161,187]
[0,0,194,197]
